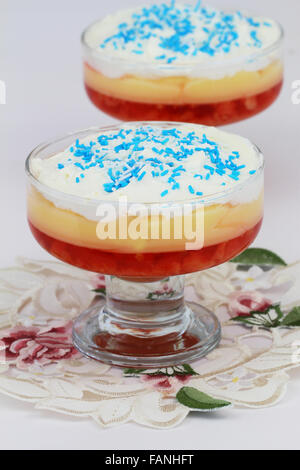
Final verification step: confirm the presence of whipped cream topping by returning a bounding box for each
[30,123,262,209]
[83,1,282,79]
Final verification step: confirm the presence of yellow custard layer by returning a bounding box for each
[28,186,263,254]
[84,61,283,105]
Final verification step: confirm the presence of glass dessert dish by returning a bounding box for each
[82,1,283,125]
[26,122,264,367]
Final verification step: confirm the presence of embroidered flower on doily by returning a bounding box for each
[228,291,272,317]
[208,366,257,391]
[140,373,191,395]
[147,283,176,300]
[232,266,273,291]
[0,258,95,327]
[0,321,79,370]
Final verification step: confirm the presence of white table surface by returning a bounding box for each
[0,0,300,450]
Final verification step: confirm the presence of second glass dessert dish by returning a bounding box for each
[82,1,283,125]
[26,122,264,367]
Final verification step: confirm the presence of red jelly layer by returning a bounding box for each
[29,219,262,278]
[85,81,282,125]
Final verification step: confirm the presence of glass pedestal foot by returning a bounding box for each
[72,276,221,368]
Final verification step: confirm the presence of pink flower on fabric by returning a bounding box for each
[154,284,173,294]
[228,291,271,317]
[0,322,79,370]
[141,374,191,394]
[92,274,106,290]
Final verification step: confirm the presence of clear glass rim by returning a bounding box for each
[81,9,284,72]
[25,121,264,207]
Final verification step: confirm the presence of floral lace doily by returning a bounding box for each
[1,250,300,429]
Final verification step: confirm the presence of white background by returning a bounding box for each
[0,0,300,450]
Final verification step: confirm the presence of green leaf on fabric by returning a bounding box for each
[147,289,176,300]
[123,364,198,377]
[281,307,300,327]
[176,387,231,410]
[230,248,287,266]
[93,288,106,295]
[123,368,147,376]
[181,364,198,376]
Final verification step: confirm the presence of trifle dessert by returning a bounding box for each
[26,122,264,366]
[82,1,283,125]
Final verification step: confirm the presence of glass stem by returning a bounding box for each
[101,275,187,337]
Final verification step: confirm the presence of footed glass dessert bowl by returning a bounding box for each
[26,122,264,367]
[82,1,283,125]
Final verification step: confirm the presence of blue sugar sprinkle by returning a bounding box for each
[194,0,201,12]
[247,18,260,28]
[128,159,136,167]
[108,168,115,181]
[152,147,164,155]
[137,170,146,181]
[249,170,256,175]
[174,166,186,173]
[196,191,203,196]
[188,185,195,194]
[250,30,262,47]
[75,177,80,184]
[161,190,169,197]
[103,182,115,193]
[57,164,64,170]
[204,164,215,175]
[74,162,85,170]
